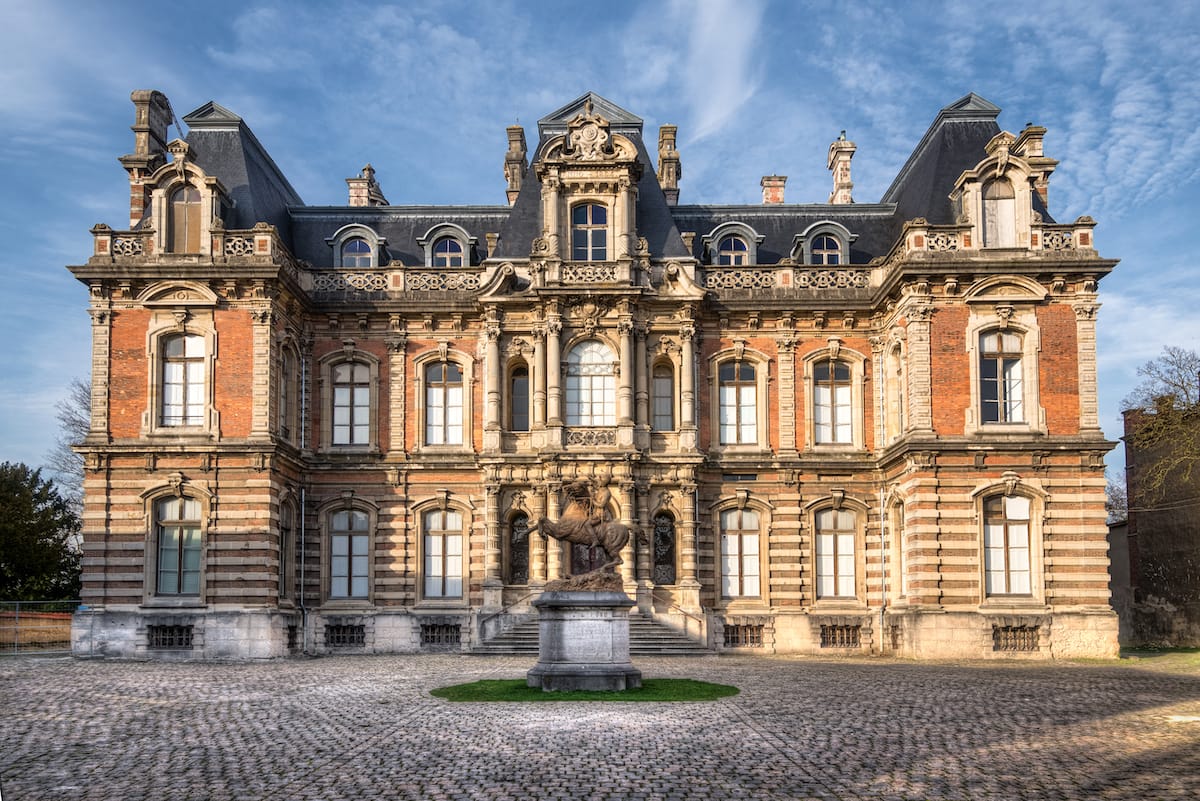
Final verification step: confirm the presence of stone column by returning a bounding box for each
[249,308,273,440]
[541,173,561,260]
[617,316,634,447]
[87,306,111,440]
[677,480,701,611]
[483,481,502,609]
[679,318,698,451]
[532,326,546,427]
[483,315,501,451]
[636,483,653,612]
[545,481,563,581]
[546,314,563,442]
[386,333,407,458]
[869,335,886,448]
[1074,303,1102,431]
[530,487,547,585]
[634,323,649,433]
[904,302,934,434]
[775,335,798,457]
[618,479,636,587]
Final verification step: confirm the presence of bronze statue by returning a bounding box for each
[527,475,633,573]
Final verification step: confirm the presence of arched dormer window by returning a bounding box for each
[571,203,608,261]
[982,180,1016,247]
[169,186,202,254]
[702,222,764,265]
[417,223,475,268]
[326,225,386,268]
[793,221,857,265]
[433,237,464,267]
[341,238,372,268]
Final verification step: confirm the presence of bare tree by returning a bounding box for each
[1122,347,1200,505]
[1105,469,1128,524]
[45,376,89,515]
[1122,346,1200,410]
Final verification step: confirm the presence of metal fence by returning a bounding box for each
[0,600,80,655]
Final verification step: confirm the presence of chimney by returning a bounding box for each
[1014,123,1056,208]
[504,125,527,205]
[119,90,174,228]
[827,131,856,204]
[657,125,682,206]
[761,175,787,205]
[346,164,388,207]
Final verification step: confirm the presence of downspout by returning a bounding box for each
[879,486,887,654]
[299,351,309,654]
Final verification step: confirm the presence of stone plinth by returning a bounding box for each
[526,591,642,692]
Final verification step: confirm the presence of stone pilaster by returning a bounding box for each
[87,306,111,440]
[776,335,798,457]
[904,302,934,434]
[249,308,273,440]
[386,333,407,458]
[1074,303,1102,431]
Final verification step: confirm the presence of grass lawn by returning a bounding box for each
[430,678,739,702]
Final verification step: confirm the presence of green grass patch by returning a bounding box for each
[430,678,739,702]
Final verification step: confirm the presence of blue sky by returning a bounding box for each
[2,0,1198,476]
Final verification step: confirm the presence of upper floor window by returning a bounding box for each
[720,507,760,598]
[156,496,202,596]
[341,238,372,268]
[813,359,852,444]
[980,331,1023,423]
[718,361,757,445]
[509,365,529,432]
[161,334,205,427]
[717,236,749,265]
[983,495,1031,596]
[169,186,202,254]
[810,235,841,265]
[433,237,464,267]
[329,509,369,599]
[507,514,529,585]
[652,363,674,431]
[816,508,856,599]
[425,362,464,445]
[565,340,615,426]
[424,508,464,598]
[982,180,1016,247]
[332,361,371,445]
[571,203,607,261]
[279,348,296,441]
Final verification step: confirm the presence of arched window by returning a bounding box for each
[813,359,852,444]
[329,509,369,599]
[161,333,205,427]
[811,235,841,265]
[718,361,757,445]
[433,236,464,267]
[982,180,1016,247]
[341,238,372,268]
[332,361,371,445]
[816,508,856,599]
[652,363,674,431]
[424,508,464,598]
[571,203,607,261]
[279,501,295,601]
[156,496,202,596]
[983,495,1031,596]
[980,331,1023,423]
[720,508,760,598]
[884,345,904,441]
[507,513,529,585]
[509,365,529,432]
[652,512,677,585]
[565,340,616,426]
[169,186,202,253]
[425,362,464,445]
[717,236,749,265]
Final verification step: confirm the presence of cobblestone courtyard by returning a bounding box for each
[2,653,1198,800]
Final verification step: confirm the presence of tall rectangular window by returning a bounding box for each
[718,362,756,444]
[330,509,369,599]
[156,496,201,595]
[425,362,464,444]
[980,331,1023,423]
[652,364,674,431]
[813,360,852,443]
[510,366,529,432]
[984,495,1031,595]
[816,508,856,599]
[565,341,616,426]
[169,186,202,254]
[424,509,464,598]
[571,203,607,260]
[332,362,371,445]
[161,334,205,427]
[720,508,760,598]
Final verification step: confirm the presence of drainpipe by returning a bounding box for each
[299,352,309,654]
[879,486,887,654]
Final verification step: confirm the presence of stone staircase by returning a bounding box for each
[471,612,710,656]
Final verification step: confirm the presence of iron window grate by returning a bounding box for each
[820,624,861,648]
[325,624,365,647]
[147,624,194,650]
[993,625,1039,652]
[420,624,461,647]
[723,624,764,647]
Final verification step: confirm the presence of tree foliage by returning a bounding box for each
[1123,347,1200,506]
[0,462,81,600]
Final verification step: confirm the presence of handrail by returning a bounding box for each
[647,588,706,626]
[477,589,541,628]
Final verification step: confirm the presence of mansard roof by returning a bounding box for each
[537,92,644,137]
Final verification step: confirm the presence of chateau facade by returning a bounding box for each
[71,90,1119,659]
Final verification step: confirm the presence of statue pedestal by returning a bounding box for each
[526,591,642,692]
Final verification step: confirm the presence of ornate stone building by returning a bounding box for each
[70,90,1119,659]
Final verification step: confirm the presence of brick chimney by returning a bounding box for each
[347,164,388,206]
[118,90,173,227]
[504,126,527,205]
[761,175,787,204]
[657,125,682,206]
[827,131,856,204]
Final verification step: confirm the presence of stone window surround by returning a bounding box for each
[412,347,476,453]
[325,224,387,268]
[708,345,771,454]
[968,477,1047,607]
[142,310,220,441]
[316,495,379,608]
[413,496,474,608]
[317,345,381,453]
[417,223,476,268]
[701,221,765,266]
[801,340,868,451]
[711,494,773,609]
[792,220,857,265]
[139,479,213,608]
[963,292,1046,436]
[804,494,870,609]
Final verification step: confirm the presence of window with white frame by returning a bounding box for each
[794,222,856,266]
[161,334,205,427]
[425,361,464,445]
[156,495,202,596]
[424,508,464,598]
[982,180,1016,247]
[433,236,464,267]
[341,238,372,268]
[816,508,856,599]
[813,359,852,444]
[810,235,841,265]
[329,509,369,599]
[717,235,749,265]
[332,361,371,445]
[983,495,1031,596]
[565,340,616,426]
[980,331,1023,423]
[652,363,674,431]
[169,185,202,254]
[720,508,760,598]
[571,203,607,260]
[718,361,757,445]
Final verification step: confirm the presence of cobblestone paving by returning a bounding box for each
[2,653,1199,800]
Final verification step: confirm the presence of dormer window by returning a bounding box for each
[169,186,202,254]
[433,236,464,267]
[571,203,608,260]
[717,236,749,265]
[341,238,372,268]
[793,221,857,266]
[982,180,1016,247]
[811,235,841,265]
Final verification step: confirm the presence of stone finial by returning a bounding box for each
[346,163,388,207]
[827,131,856,204]
[657,125,681,206]
[504,125,527,205]
[761,175,787,204]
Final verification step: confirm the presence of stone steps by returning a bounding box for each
[471,613,710,656]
